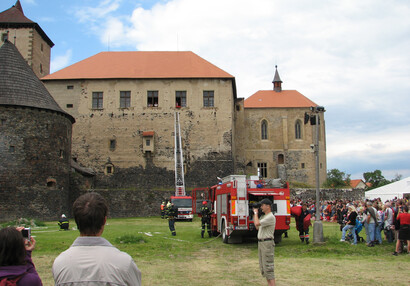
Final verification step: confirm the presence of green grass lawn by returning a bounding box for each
[23,217,410,286]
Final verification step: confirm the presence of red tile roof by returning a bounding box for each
[0,1,32,23]
[244,90,317,108]
[0,1,54,47]
[42,51,234,80]
[142,131,155,137]
[350,179,364,188]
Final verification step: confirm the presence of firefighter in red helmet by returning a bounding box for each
[200,201,212,238]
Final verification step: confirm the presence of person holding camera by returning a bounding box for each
[253,198,276,286]
[0,227,43,285]
[52,192,141,285]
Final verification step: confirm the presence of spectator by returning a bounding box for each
[53,192,141,285]
[384,202,394,243]
[393,204,410,255]
[340,206,358,245]
[0,227,42,285]
[366,201,378,247]
[375,202,384,244]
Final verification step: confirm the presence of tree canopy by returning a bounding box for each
[363,169,391,190]
[323,168,351,188]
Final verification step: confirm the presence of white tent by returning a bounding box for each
[365,176,410,201]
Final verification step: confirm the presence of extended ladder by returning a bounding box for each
[174,112,186,196]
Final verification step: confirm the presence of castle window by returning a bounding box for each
[295,120,302,139]
[175,91,187,107]
[9,146,15,153]
[66,104,73,108]
[41,43,44,52]
[0,119,6,126]
[40,63,43,74]
[203,91,214,107]
[47,178,56,188]
[147,91,158,107]
[236,105,240,111]
[67,85,74,89]
[1,33,8,42]
[105,164,114,175]
[59,149,65,159]
[301,163,305,169]
[109,139,116,151]
[278,154,284,164]
[120,91,131,108]
[261,120,268,140]
[92,92,103,109]
[257,162,267,178]
[146,139,151,146]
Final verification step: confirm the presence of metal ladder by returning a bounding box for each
[174,112,185,196]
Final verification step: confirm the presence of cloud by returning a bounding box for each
[51,49,73,73]
[67,0,410,179]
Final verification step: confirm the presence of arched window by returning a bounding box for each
[261,120,268,140]
[295,120,302,139]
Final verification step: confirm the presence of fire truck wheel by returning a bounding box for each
[221,220,229,244]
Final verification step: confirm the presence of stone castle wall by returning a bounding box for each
[0,106,72,221]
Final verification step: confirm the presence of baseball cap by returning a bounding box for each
[259,198,272,205]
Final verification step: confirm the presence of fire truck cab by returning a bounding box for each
[170,195,193,221]
[192,175,291,244]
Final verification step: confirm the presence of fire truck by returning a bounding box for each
[192,175,291,244]
[170,195,193,221]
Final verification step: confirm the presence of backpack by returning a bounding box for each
[0,275,22,286]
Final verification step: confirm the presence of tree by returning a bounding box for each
[391,173,403,182]
[323,169,351,188]
[363,169,390,190]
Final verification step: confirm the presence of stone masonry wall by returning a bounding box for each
[291,188,366,202]
[0,106,72,221]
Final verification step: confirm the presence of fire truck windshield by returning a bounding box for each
[172,198,192,208]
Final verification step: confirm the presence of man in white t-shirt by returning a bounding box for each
[53,192,141,285]
[253,198,276,286]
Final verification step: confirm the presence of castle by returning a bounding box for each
[0,1,326,220]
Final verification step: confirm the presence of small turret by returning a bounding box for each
[272,65,282,92]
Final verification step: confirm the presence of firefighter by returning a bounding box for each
[58,214,69,231]
[166,202,177,236]
[298,203,311,244]
[200,201,212,238]
[160,201,166,219]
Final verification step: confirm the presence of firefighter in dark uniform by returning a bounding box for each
[58,214,69,230]
[166,202,177,236]
[298,203,311,244]
[200,201,212,238]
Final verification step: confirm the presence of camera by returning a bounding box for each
[250,202,263,218]
[21,228,31,240]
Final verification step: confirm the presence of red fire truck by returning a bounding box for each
[192,175,291,244]
[170,195,193,221]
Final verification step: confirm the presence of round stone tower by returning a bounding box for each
[0,40,75,221]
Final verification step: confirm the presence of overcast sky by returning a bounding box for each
[2,0,409,180]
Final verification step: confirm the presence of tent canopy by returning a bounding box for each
[365,176,410,201]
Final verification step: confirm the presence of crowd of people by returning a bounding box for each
[291,197,410,254]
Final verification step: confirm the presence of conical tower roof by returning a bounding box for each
[0,1,54,47]
[272,65,282,92]
[0,40,74,123]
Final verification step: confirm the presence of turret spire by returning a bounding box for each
[272,65,282,92]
